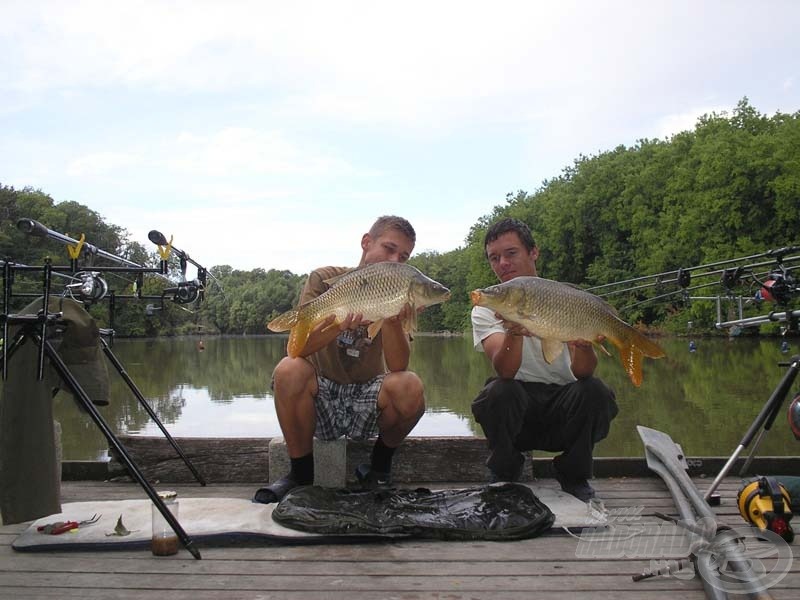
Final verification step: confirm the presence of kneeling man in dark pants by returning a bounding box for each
[471,218,618,502]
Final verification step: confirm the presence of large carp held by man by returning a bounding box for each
[267,262,451,358]
[471,276,665,387]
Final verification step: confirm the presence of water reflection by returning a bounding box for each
[50,335,800,460]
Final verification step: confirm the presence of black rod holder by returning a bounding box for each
[38,332,202,559]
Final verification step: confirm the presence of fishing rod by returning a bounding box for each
[148,230,207,306]
[148,229,225,305]
[584,244,800,331]
[17,218,146,270]
[614,264,800,311]
[5,217,217,324]
[586,246,800,295]
[10,218,169,312]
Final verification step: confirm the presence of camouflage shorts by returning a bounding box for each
[314,374,386,441]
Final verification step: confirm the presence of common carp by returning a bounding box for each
[268,262,451,358]
[470,276,665,387]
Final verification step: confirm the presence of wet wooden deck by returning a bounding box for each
[1,477,798,599]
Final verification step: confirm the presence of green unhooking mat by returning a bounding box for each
[272,483,555,540]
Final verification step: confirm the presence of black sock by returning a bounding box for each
[289,453,314,485]
[370,437,396,474]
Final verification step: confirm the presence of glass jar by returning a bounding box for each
[151,490,180,556]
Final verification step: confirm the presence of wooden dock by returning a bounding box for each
[1,476,798,599]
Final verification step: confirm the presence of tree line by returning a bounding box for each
[2,98,798,337]
[414,98,800,334]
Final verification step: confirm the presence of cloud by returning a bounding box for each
[3,0,795,157]
[1,1,680,131]
[4,0,800,276]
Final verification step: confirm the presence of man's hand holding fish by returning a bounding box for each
[254,216,450,505]
[470,218,624,504]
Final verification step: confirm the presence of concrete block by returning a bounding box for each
[313,438,347,488]
[268,437,289,484]
[268,437,347,488]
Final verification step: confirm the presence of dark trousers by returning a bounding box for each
[471,377,618,481]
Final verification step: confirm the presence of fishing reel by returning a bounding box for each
[758,271,796,305]
[163,279,202,304]
[754,277,789,304]
[737,476,794,542]
[145,279,202,317]
[65,271,108,303]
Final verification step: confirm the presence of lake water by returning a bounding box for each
[49,334,800,461]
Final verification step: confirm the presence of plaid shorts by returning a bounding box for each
[314,374,385,441]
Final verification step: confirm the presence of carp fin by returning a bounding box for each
[286,320,312,358]
[403,304,418,334]
[367,320,383,339]
[320,319,339,334]
[322,269,355,287]
[619,343,644,387]
[364,306,417,339]
[594,340,612,357]
[540,338,564,364]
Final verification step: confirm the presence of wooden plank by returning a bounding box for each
[0,571,712,591]
[2,476,798,600]
[0,554,709,576]
[0,589,715,600]
[0,533,704,561]
[4,534,793,569]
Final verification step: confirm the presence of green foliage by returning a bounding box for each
[3,98,799,335]
[198,267,305,335]
[410,248,473,331]
[415,98,799,332]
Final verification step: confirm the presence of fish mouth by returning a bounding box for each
[470,290,482,306]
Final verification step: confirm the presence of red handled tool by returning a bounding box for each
[37,513,101,535]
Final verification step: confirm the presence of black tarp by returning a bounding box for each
[272,483,555,541]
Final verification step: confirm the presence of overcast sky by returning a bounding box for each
[2,1,798,276]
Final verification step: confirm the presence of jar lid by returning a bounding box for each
[157,490,178,500]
